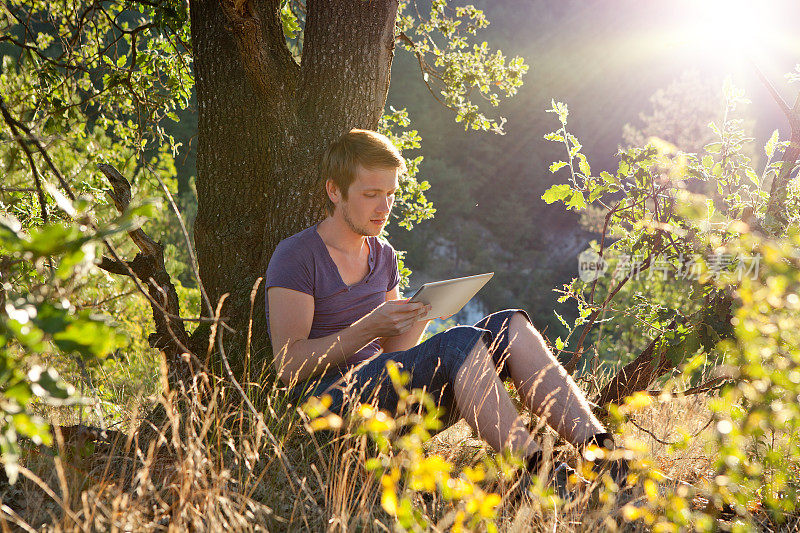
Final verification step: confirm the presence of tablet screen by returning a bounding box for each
[408,272,493,320]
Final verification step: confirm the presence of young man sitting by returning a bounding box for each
[265,129,625,490]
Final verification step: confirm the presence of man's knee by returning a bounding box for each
[507,310,549,348]
[440,326,489,379]
[508,309,533,332]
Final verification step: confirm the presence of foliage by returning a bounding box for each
[709,232,800,519]
[542,74,800,524]
[602,232,800,531]
[379,107,435,233]
[0,202,144,482]
[0,0,193,157]
[286,1,530,133]
[302,362,508,532]
[395,1,528,132]
[542,79,778,375]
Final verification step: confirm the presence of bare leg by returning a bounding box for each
[504,312,604,444]
[452,339,540,458]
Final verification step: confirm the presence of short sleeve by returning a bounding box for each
[387,247,400,292]
[265,240,314,296]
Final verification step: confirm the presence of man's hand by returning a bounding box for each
[363,299,431,337]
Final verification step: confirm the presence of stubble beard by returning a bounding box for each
[341,201,376,237]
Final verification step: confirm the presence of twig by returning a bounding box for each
[0,95,74,200]
[751,61,793,118]
[396,32,456,113]
[647,376,731,397]
[0,96,48,222]
[214,294,324,517]
[754,62,800,234]
[567,191,668,374]
[588,201,622,305]
[0,505,37,533]
[629,414,714,446]
[143,162,213,317]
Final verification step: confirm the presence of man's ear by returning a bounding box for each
[325,179,340,205]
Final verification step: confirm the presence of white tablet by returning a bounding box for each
[408,272,494,320]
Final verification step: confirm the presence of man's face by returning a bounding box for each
[329,165,399,237]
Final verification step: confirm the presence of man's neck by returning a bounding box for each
[317,216,367,256]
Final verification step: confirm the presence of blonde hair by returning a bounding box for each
[320,129,406,215]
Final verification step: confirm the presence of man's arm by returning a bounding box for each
[380,285,433,353]
[269,287,377,385]
[269,286,429,385]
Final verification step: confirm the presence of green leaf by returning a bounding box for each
[365,457,384,472]
[543,131,564,142]
[56,247,89,280]
[765,129,779,158]
[281,2,301,40]
[549,161,568,173]
[577,154,591,177]
[11,413,52,446]
[547,100,569,125]
[28,366,72,401]
[52,315,126,360]
[26,223,88,257]
[553,310,569,329]
[702,155,714,170]
[4,382,32,405]
[704,142,722,154]
[1,435,20,485]
[567,133,582,157]
[566,191,587,210]
[589,184,607,203]
[745,168,760,186]
[541,184,572,204]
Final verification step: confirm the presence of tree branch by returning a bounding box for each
[756,66,800,235]
[97,256,133,276]
[0,96,48,223]
[219,0,299,118]
[396,31,457,113]
[0,94,75,201]
[647,376,731,397]
[594,319,679,409]
[97,163,196,389]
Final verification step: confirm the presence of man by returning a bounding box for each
[265,129,625,487]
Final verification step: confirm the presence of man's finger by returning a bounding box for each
[400,316,420,329]
[395,303,425,314]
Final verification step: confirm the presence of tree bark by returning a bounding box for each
[594,324,677,409]
[97,164,195,390]
[190,0,399,378]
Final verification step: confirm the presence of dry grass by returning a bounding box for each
[1,374,791,532]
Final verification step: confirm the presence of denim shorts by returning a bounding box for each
[287,309,531,423]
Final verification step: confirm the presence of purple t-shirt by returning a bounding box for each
[265,223,400,365]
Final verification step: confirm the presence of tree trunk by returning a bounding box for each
[190,0,398,378]
[595,326,676,408]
